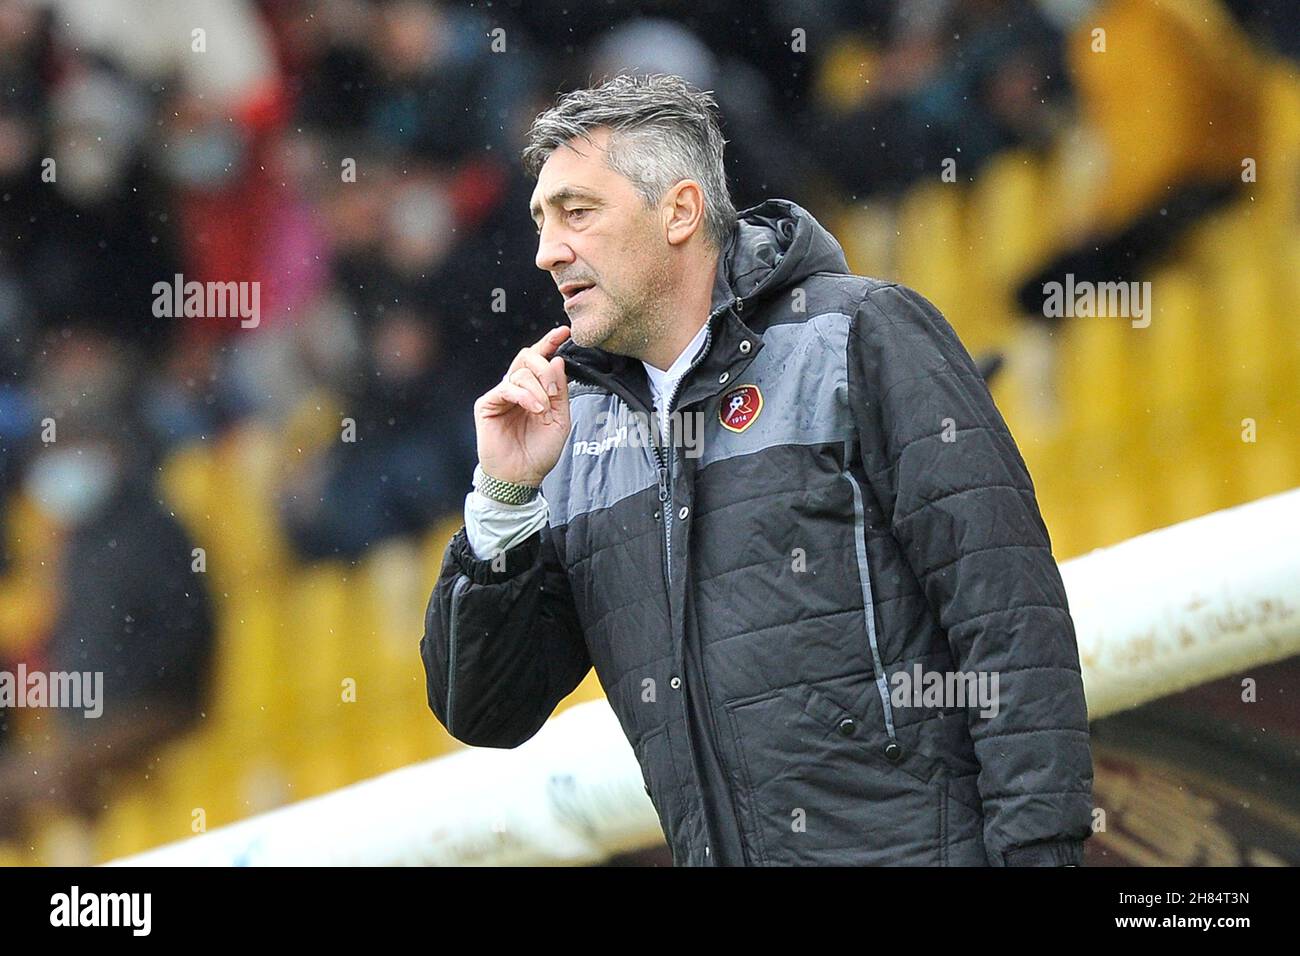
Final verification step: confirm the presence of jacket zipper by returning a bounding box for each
[656,304,745,866]
[568,297,739,865]
[655,314,718,587]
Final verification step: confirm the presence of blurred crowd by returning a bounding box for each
[0,0,1295,832]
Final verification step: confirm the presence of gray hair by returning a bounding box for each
[521,73,737,251]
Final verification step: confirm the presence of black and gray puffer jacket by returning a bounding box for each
[420,198,1095,866]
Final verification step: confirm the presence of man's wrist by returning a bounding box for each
[473,463,541,505]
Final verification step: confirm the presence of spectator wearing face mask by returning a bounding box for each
[0,330,215,827]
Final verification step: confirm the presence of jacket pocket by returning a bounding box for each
[797,678,946,789]
[795,676,987,863]
[799,677,984,815]
[722,674,945,865]
[633,725,682,859]
[797,676,988,864]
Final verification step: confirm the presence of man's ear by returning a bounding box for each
[663,180,706,248]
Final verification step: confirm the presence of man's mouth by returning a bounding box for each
[560,281,596,307]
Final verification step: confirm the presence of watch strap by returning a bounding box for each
[473,464,541,505]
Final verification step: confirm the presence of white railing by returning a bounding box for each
[110,488,1300,865]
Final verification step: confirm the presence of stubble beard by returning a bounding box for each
[575,250,676,364]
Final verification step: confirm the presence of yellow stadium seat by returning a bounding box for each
[896,181,970,327]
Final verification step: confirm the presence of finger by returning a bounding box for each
[505,347,533,380]
[508,367,553,421]
[505,327,570,381]
[529,324,570,353]
[482,381,547,417]
[518,348,561,397]
[549,355,569,404]
[530,324,571,357]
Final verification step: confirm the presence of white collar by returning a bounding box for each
[642,320,710,407]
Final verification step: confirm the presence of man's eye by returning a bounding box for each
[568,208,591,222]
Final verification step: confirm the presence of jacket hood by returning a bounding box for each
[717,197,850,307]
[555,198,849,382]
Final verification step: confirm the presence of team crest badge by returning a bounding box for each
[719,384,763,433]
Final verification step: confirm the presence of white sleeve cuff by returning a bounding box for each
[463,489,551,560]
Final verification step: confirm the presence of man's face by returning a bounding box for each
[530,127,674,356]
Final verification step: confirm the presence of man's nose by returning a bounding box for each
[535,223,575,273]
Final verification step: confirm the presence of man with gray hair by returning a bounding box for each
[420,73,1094,867]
